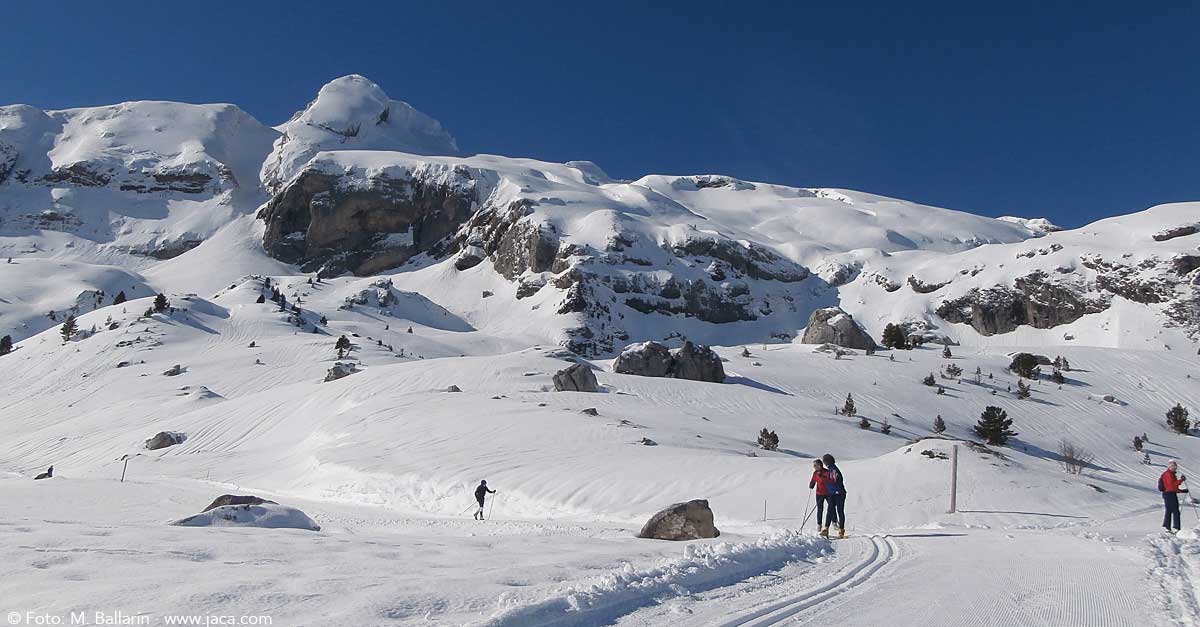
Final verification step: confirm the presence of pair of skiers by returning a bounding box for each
[474,480,496,520]
[809,453,847,538]
[1160,460,1189,533]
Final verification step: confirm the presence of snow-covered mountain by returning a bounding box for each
[3,74,1200,626]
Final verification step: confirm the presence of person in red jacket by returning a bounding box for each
[809,459,832,535]
[1160,460,1189,533]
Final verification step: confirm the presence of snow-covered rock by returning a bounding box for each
[801,307,876,350]
[144,431,186,450]
[552,362,600,392]
[637,499,720,540]
[172,503,321,531]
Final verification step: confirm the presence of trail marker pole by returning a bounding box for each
[763,499,767,522]
[120,455,130,483]
[949,444,959,513]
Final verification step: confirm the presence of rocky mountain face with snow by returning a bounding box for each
[1,74,1197,354]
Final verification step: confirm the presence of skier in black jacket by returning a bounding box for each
[474,480,496,520]
[821,453,847,538]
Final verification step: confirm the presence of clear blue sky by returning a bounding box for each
[3,1,1196,227]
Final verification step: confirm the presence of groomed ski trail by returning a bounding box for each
[711,534,897,627]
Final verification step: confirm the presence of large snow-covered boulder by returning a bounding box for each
[552,363,600,392]
[172,502,320,531]
[637,499,720,541]
[801,307,876,350]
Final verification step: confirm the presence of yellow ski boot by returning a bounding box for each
[837,526,847,539]
[819,526,829,538]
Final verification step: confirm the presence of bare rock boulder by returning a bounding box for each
[613,341,673,378]
[669,341,726,383]
[801,307,876,350]
[553,362,600,392]
[145,431,187,451]
[637,499,720,540]
[201,494,277,513]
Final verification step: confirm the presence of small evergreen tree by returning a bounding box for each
[1133,435,1143,451]
[153,293,168,312]
[945,364,963,378]
[60,315,77,342]
[256,294,266,304]
[933,415,946,433]
[320,316,328,325]
[1168,403,1191,435]
[881,323,908,349]
[113,291,127,305]
[335,335,351,359]
[0,334,12,356]
[936,385,946,395]
[757,428,779,451]
[880,418,892,435]
[1016,379,1031,400]
[975,366,982,383]
[859,416,871,430]
[922,373,936,386]
[1143,451,1152,465]
[974,406,1016,445]
[942,345,952,359]
[842,393,856,417]
[1051,369,1066,385]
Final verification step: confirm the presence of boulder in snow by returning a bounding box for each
[553,362,600,392]
[145,431,187,451]
[614,341,674,378]
[201,494,277,512]
[173,503,320,531]
[801,307,876,350]
[637,499,720,540]
[324,362,358,382]
[162,364,184,376]
[670,341,726,383]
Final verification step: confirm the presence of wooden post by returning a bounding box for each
[949,445,959,513]
[120,457,129,483]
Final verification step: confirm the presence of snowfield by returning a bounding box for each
[2,75,1199,626]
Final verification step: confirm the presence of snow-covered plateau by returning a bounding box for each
[2,75,1198,626]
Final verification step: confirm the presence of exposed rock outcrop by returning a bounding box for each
[145,431,187,451]
[637,499,720,540]
[552,363,600,392]
[202,494,277,513]
[801,308,876,350]
[937,271,1108,336]
[614,341,725,383]
[324,362,358,382]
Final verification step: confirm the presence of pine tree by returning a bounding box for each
[757,428,779,451]
[1016,379,1031,399]
[256,294,266,304]
[881,323,908,349]
[335,335,351,359]
[1010,353,1039,378]
[933,415,946,433]
[922,373,936,386]
[0,335,12,356]
[113,291,127,305]
[320,316,328,325]
[60,315,77,342]
[975,366,983,383]
[945,364,963,378]
[153,293,168,312]
[1143,451,1152,465]
[936,385,946,395]
[1051,369,1066,385]
[942,345,952,359]
[880,418,892,435]
[1133,435,1143,451]
[842,393,856,417]
[974,406,1016,445]
[1167,403,1191,435]
[859,416,871,430]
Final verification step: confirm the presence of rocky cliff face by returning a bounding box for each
[258,158,490,276]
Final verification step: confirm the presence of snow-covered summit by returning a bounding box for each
[260,75,458,191]
[998,215,1063,234]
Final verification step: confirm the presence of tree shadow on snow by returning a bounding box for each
[1015,440,1115,473]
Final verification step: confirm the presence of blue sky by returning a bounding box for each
[2,1,1196,227]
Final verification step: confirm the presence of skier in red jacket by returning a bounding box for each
[1160,460,1189,533]
[808,459,832,532]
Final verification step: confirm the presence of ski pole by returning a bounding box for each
[799,487,816,530]
[487,493,497,520]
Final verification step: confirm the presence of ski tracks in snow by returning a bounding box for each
[710,534,898,627]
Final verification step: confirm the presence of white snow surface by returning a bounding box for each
[1,76,1199,626]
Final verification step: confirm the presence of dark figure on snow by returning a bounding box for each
[34,466,53,480]
[808,459,832,531]
[821,453,847,539]
[474,480,496,520]
[1160,460,1189,533]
